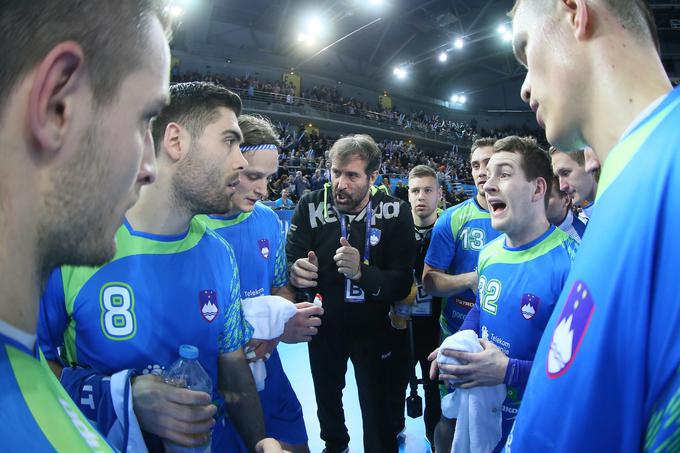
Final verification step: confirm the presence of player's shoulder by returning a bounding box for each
[553,228,579,263]
[478,233,506,264]
[194,219,236,257]
[434,200,467,227]
[450,198,489,223]
[252,202,279,223]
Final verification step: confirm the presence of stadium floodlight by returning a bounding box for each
[451,95,460,103]
[308,17,323,36]
[454,37,464,49]
[169,5,184,17]
[438,52,448,63]
[394,66,407,79]
[297,33,307,42]
[498,24,507,34]
[459,95,467,104]
[503,30,513,42]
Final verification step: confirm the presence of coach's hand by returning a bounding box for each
[132,374,216,447]
[290,251,319,288]
[437,339,509,388]
[281,302,324,343]
[334,237,361,280]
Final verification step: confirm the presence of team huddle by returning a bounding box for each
[1,0,678,453]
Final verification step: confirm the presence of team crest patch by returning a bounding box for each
[369,228,381,246]
[520,293,539,320]
[546,280,595,378]
[199,290,219,323]
[258,238,270,259]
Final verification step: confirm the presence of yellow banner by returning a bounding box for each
[283,72,301,97]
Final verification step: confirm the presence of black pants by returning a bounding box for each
[308,319,398,453]
[386,315,442,443]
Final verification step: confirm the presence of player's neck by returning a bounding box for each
[125,177,192,236]
[221,207,241,218]
[506,216,551,249]
[0,194,43,336]
[559,208,570,227]
[0,222,40,335]
[413,211,437,227]
[585,44,672,164]
[476,193,488,210]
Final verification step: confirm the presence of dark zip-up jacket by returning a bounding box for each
[286,186,416,330]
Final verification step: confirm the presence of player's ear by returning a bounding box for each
[534,176,548,204]
[28,42,86,162]
[561,0,591,41]
[162,122,185,162]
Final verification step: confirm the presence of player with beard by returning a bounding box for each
[38,83,283,453]
[422,138,502,452]
[198,114,322,453]
[286,134,415,453]
[0,0,171,450]
[431,136,576,451]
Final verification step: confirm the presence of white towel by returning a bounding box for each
[241,295,297,391]
[438,330,506,453]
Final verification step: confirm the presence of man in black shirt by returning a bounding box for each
[286,134,415,453]
[388,165,443,450]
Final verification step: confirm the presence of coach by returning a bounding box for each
[286,134,415,453]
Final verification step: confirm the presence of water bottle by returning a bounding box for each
[162,344,213,453]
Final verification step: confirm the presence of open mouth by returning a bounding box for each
[488,199,507,216]
[336,192,348,203]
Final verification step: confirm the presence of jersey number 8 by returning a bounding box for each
[99,283,137,341]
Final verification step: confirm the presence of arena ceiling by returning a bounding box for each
[176,0,680,110]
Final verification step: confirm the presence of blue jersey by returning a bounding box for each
[0,331,113,452]
[506,87,680,452]
[197,203,288,298]
[425,198,501,335]
[38,218,252,403]
[476,226,575,439]
[198,204,307,447]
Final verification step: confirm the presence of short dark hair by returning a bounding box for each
[0,0,171,114]
[151,82,242,154]
[549,146,586,167]
[409,165,440,187]
[238,114,282,149]
[494,136,552,208]
[510,0,659,52]
[471,137,496,156]
[329,134,381,175]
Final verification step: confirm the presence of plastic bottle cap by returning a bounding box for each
[179,344,199,360]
